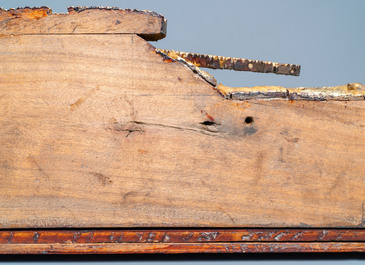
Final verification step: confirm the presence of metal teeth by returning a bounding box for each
[159,50,301,76]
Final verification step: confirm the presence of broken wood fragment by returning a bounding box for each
[0,6,167,41]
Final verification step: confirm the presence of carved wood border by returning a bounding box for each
[1,229,364,254]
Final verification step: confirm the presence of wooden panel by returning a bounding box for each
[0,7,166,41]
[1,34,365,228]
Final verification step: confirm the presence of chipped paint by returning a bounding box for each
[217,83,365,101]
[159,49,301,76]
[0,6,51,20]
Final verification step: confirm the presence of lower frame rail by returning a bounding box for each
[1,229,365,254]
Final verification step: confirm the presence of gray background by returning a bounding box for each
[1,0,365,263]
[2,0,364,88]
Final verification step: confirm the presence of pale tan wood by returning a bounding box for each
[1,34,365,228]
[0,7,166,40]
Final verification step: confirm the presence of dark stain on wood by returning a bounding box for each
[27,156,49,179]
[361,203,365,227]
[243,126,257,136]
[91,172,112,186]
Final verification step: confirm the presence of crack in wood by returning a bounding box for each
[130,120,223,136]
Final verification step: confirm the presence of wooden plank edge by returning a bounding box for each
[1,242,365,254]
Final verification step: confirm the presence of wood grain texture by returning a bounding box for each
[0,7,166,41]
[1,33,365,229]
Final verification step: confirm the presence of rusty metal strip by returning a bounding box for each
[159,49,301,76]
[217,83,365,101]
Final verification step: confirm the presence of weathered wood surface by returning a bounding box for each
[0,7,166,40]
[1,33,365,229]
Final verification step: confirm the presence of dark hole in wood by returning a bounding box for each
[200,121,216,126]
[244,116,254,125]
